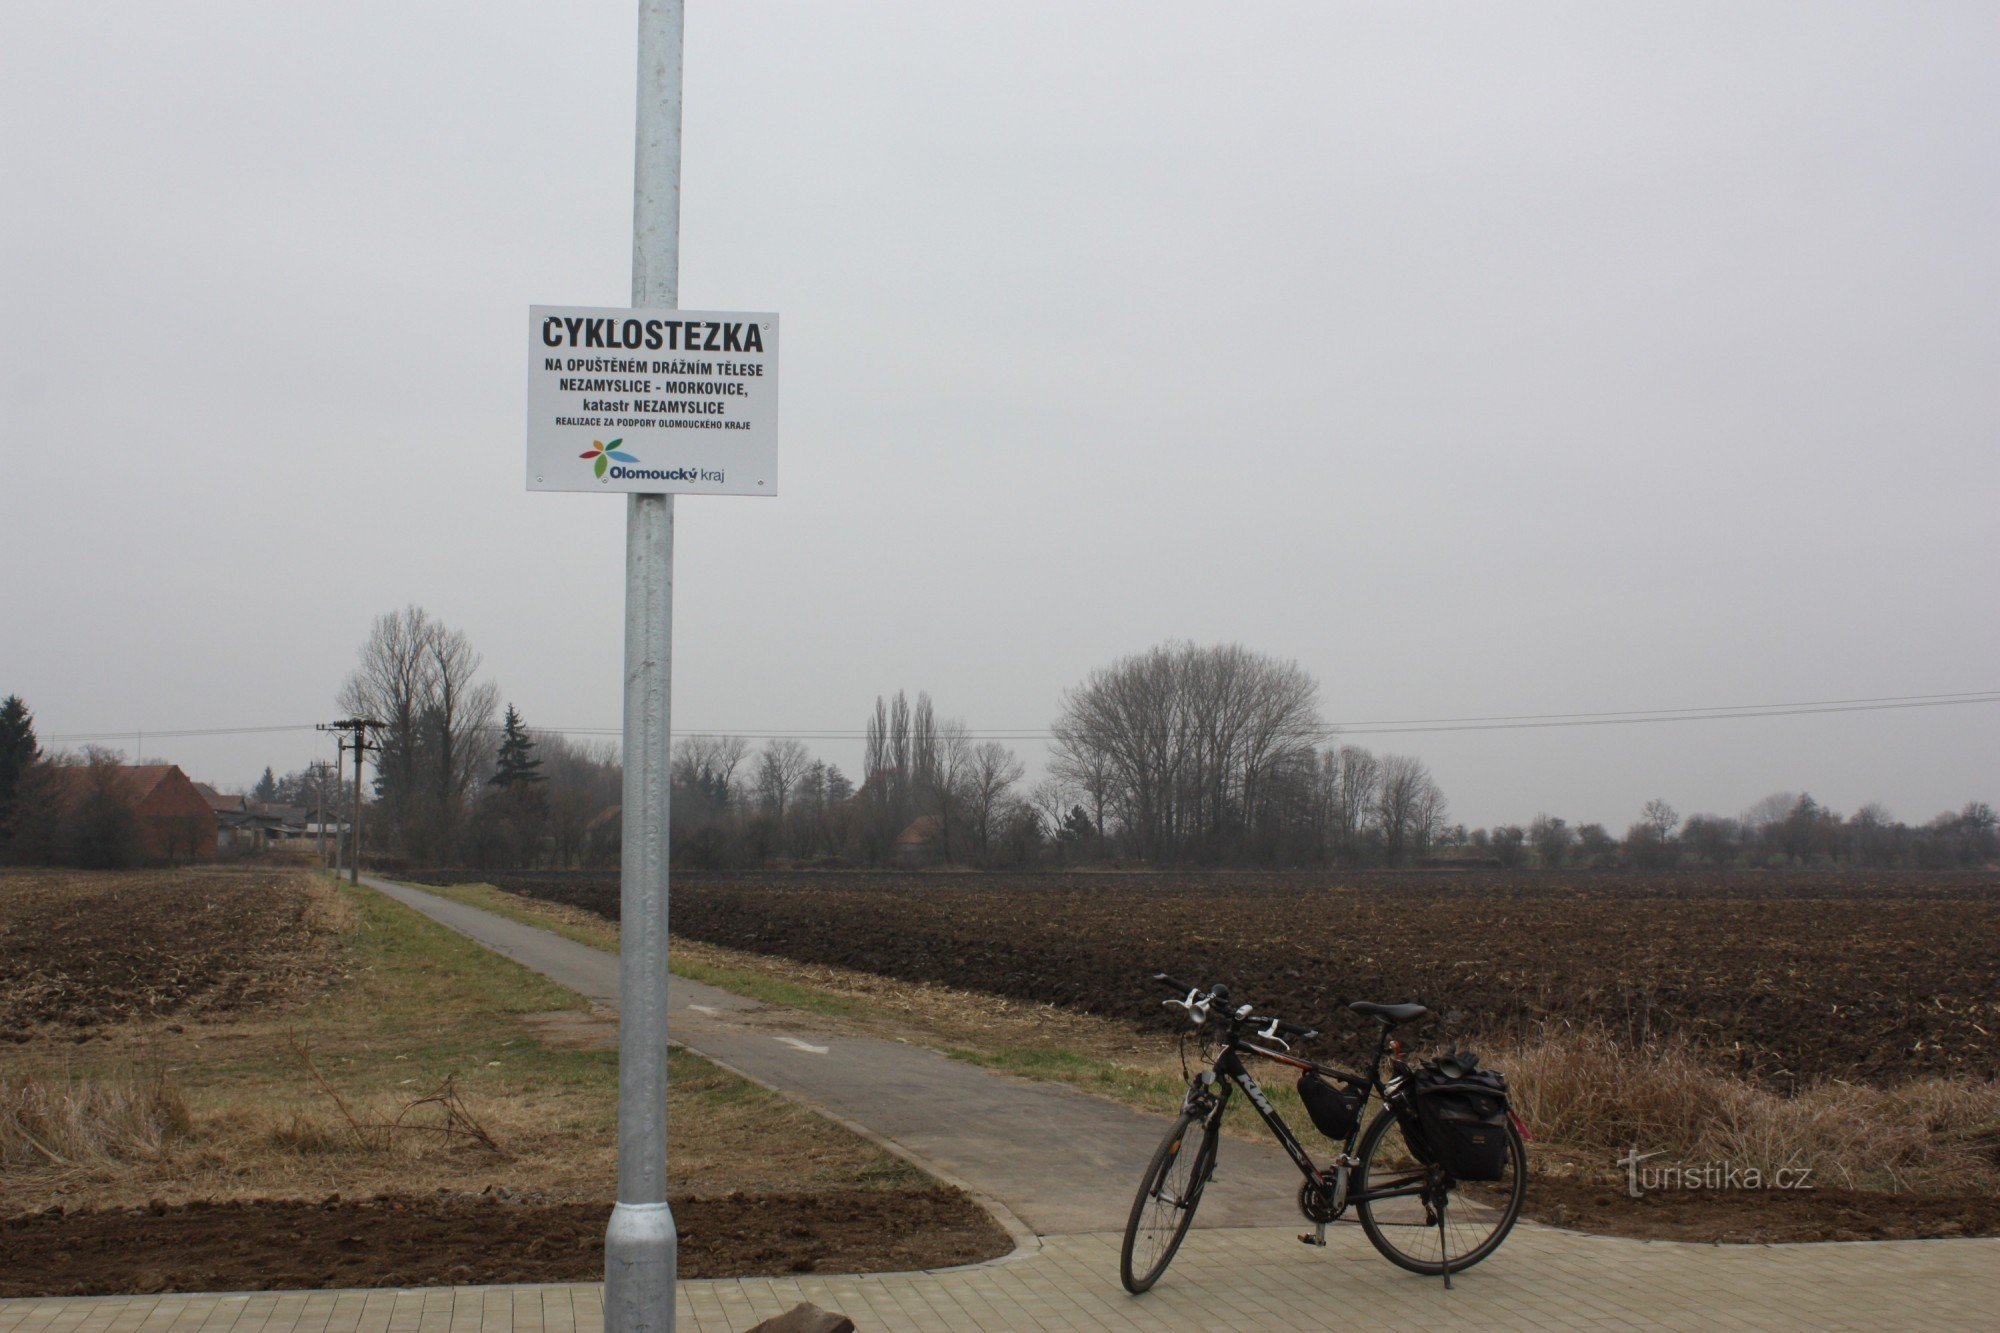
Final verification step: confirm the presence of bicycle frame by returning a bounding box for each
[1188,1024,1432,1209]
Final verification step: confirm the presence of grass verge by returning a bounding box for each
[0,871,924,1214]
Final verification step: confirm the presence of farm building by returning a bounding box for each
[53,763,218,861]
[894,815,943,864]
[195,782,336,850]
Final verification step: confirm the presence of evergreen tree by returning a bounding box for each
[0,695,40,834]
[252,766,279,802]
[489,705,544,787]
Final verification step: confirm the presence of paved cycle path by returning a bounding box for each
[360,876,1304,1236]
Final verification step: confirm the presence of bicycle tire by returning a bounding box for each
[1352,1106,1525,1277]
[1119,1110,1217,1294]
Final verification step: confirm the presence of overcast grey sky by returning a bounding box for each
[3,1,1994,830]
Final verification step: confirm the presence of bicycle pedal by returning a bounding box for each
[1297,1233,1326,1248]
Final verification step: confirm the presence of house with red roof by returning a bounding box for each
[52,763,218,861]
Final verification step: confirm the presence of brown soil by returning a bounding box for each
[1524,1174,2000,1244]
[0,868,346,1039]
[406,868,2000,1086]
[0,1188,1011,1298]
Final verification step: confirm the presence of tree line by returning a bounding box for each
[3,621,1992,872]
[1464,794,1999,871]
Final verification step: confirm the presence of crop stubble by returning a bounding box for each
[0,868,344,1038]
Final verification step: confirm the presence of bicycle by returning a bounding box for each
[1120,973,1527,1294]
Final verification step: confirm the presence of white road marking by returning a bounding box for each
[687,1004,720,1015]
[776,1037,830,1055]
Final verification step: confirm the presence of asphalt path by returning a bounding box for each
[360,875,1306,1236]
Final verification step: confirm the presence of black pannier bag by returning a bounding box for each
[1400,1057,1512,1181]
[1297,1071,1360,1141]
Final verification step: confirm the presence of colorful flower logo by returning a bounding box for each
[580,439,637,479]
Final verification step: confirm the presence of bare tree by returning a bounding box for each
[1680,813,1740,865]
[1051,641,1323,861]
[888,691,912,822]
[923,719,972,863]
[1027,774,1080,863]
[674,735,751,790]
[1327,745,1381,864]
[1048,737,1115,842]
[1527,813,1574,868]
[961,740,1025,865]
[864,698,888,793]
[540,731,621,868]
[338,605,496,861]
[911,692,939,801]
[1624,798,1681,869]
[1376,753,1444,865]
[422,621,499,850]
[1847,802,1899,867]
[1738,791,1796,862]
[1642,798,1679,842]
[339,605,432,846]
[755,738,814,827]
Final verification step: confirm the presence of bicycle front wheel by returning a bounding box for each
[1352,1106,1525,1277]
[1119,1110,1217,1294]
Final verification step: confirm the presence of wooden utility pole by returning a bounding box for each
[317,720,380,884]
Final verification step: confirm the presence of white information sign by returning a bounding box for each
[527,305,778,495]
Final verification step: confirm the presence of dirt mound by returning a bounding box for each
[0,869,345,1038]
[414,868,2000,1086]
[0,1187,1010,1297]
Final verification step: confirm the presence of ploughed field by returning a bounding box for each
[0,868,342,1038]
[407,869,2000,1086]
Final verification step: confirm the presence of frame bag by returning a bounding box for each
[1297,1071,1360,1141]
[1405,1060,1511,1182]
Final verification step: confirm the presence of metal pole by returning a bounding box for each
[604,3,682,1330]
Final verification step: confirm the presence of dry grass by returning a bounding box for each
[1498,1026,2000,1193]
[1,1068,193,1172]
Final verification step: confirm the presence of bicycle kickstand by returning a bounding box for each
[1437,1194,1452,1290]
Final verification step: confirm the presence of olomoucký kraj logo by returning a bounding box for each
[579,439,637,479]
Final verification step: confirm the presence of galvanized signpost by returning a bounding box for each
[525,5,778,1328]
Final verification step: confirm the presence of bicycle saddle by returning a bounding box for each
[1348,1001,1427,1025]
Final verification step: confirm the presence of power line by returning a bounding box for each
[42,688,2000,746]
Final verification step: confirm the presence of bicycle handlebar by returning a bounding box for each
[1152,973,1317,1041]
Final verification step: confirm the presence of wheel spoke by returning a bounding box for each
[1122,1112,1215,1293]
[1354,1107,1526,1278]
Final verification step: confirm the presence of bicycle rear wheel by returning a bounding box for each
[1119,1110,1217,1294]
[1352,1106,1524,1277]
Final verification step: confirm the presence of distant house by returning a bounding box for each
[894,815,942,865]
[56,764,218,861]
[194,782,255,851]
[195,784,338,850]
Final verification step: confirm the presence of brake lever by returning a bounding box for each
[1256,1018,1293,1052]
